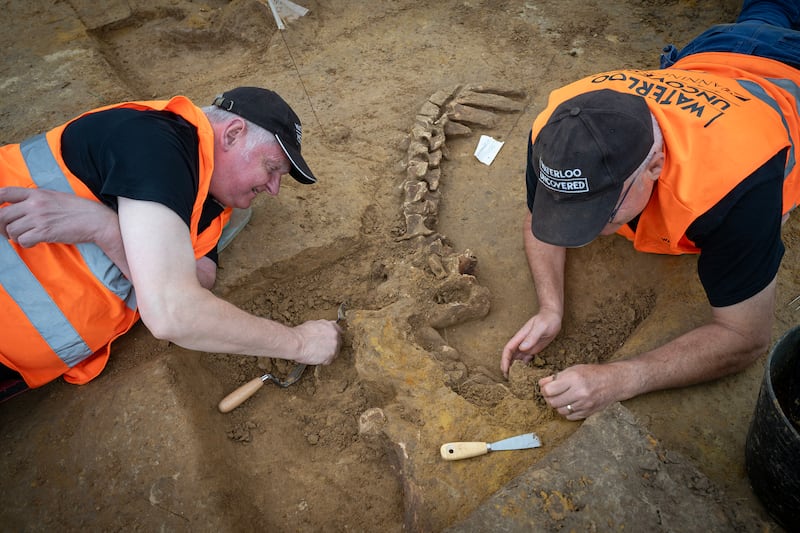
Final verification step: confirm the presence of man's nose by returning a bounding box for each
[266,172,282,195]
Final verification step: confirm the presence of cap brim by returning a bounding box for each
[275,134,316,184]
[530,180,621,247]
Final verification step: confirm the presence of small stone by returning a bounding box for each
[358,407,388,435]
[427,254,447,279]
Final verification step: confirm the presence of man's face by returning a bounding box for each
[211,138,292,209]
[598,171,657,236]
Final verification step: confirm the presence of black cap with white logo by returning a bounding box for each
[531,89,653,247]
[212,87,316,184]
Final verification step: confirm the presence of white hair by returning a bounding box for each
[202,105,279,153]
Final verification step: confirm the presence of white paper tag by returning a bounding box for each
[474,135,504,166]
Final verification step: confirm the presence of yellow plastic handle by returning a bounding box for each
[440,441,489,460]
[218,376,265,413]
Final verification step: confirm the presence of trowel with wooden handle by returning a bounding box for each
[217,302,347,413]
[440,432,542,460]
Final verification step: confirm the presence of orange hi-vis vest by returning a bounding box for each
[531,52,800,255]
[0,96,231,388]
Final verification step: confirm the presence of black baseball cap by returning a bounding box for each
[531,89,653,247]
[212,87,316,184]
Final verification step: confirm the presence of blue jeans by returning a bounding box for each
[660,0,800,69]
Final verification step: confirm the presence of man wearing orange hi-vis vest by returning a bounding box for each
[0,87,341,401]
[502,0,800,420]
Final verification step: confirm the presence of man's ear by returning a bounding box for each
[646,151,665,182]
[222,118,246,150]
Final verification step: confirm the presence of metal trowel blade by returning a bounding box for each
[489,432,542,451]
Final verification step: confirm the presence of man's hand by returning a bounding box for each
[537,279,776,420]
[117,197,343,363]
[538,363,630,420]
[0,186,116,247]
[292,320,343,366]
[0,186,131,278]
[195,256,217,290]
[0,186,220,286]
[502,210,567,377]
[501,309,562,378]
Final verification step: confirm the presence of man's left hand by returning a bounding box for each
[0,186,115,247]
[538,362,634,420]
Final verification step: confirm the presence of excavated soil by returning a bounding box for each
[1,0,797,531]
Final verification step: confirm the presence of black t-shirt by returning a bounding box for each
[60,108,223,263]
[525,134,786,308]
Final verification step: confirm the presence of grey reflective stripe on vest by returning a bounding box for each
[20,134,75,193]
[0,239,91,366]
[0,134,136,367]
[737,78,797,180]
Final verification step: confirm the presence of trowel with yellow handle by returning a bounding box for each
[440,432,542,461]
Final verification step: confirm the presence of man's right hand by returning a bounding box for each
[501,309,562,377]
[292,319,343,366]
[504,211,567,377]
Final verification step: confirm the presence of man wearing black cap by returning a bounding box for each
[0,87,341,396]
[502,0,800,420]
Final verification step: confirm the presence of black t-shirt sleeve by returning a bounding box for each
[99,116,200,227]
[61,108,200,228]
[687,149,786,307]
[198,196,224,264]
[62,108,224,262]
[525,130,537,212]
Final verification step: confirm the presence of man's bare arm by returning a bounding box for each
[117,197,341,364]
[539,277,776,419]
[501,210,567,376]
